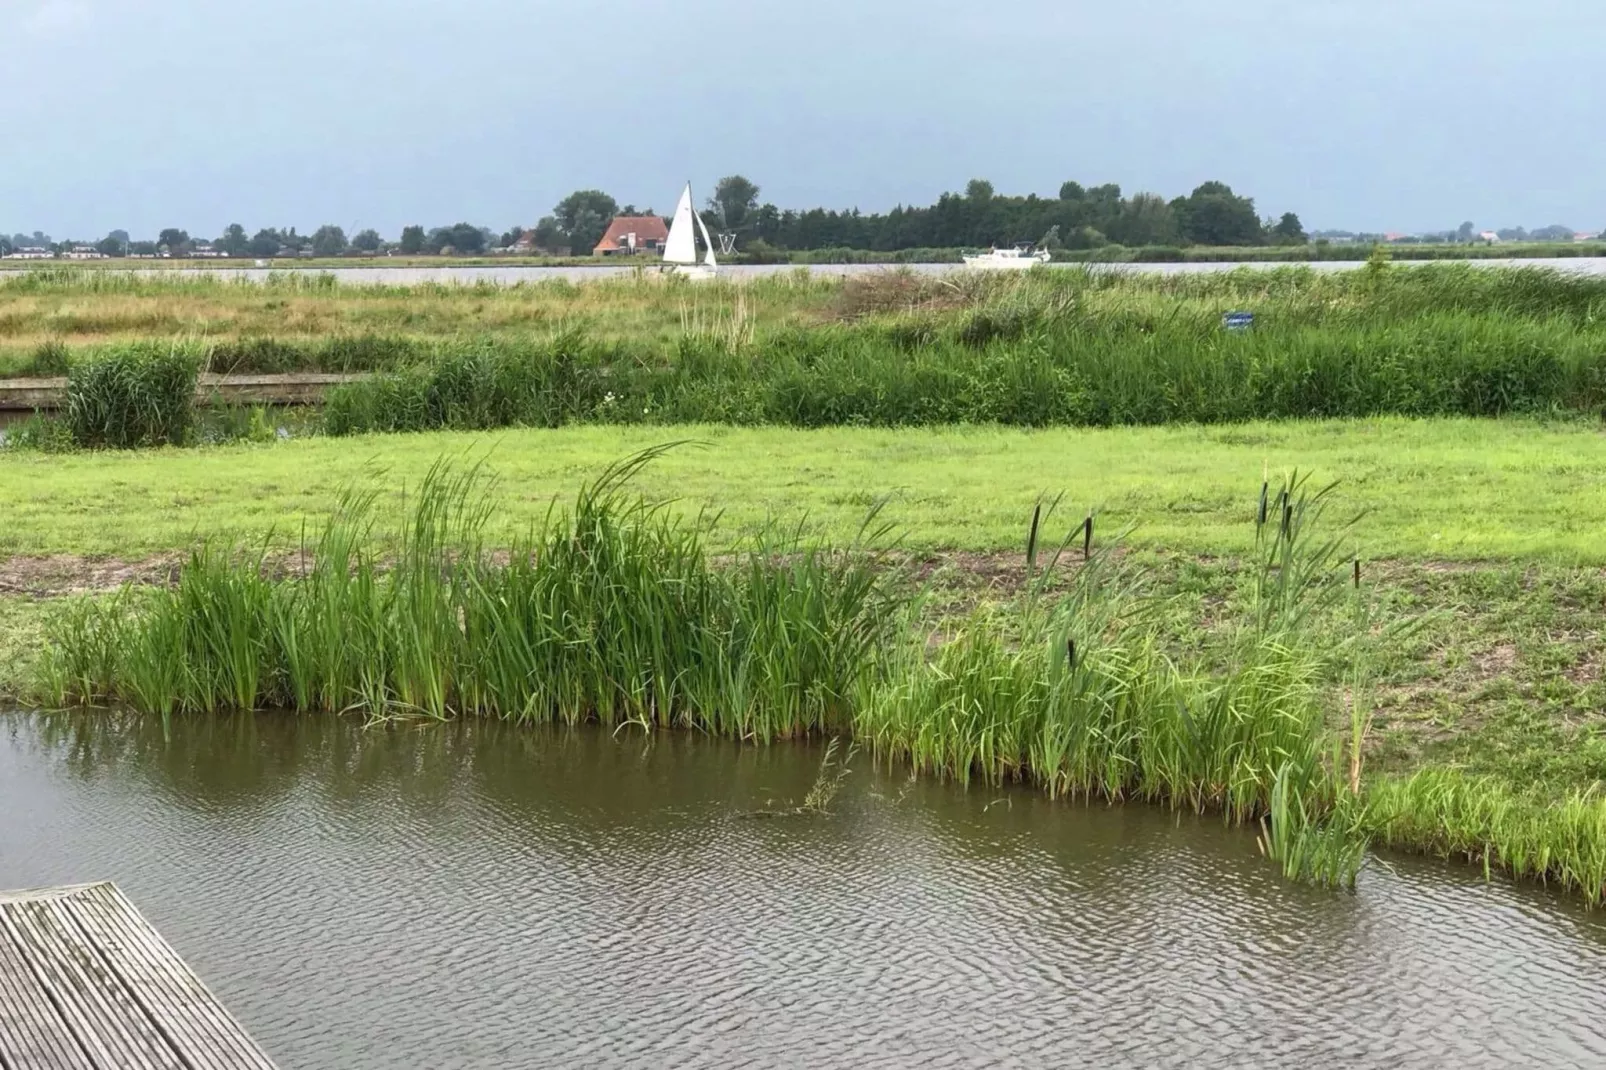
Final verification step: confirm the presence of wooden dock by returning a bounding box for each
[0,882,278,1070]
[0,372,361,411]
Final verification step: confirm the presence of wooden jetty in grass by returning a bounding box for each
[0,372,361,412]
[0,882,278,1070]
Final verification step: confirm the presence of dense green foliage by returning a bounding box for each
[11,262,1606,452]
[38,455,903,738]
[63,344,199,449]
[723,177,1273,252]
[319,264,1606,434]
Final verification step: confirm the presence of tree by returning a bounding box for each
[1457,221,1476,243]
[965,178,994,201]
[1058,181,1086,201]
[96,229,130,257]
[552,189,618,254]
[1107,192,1179,246]
[128,240,159,257]
[709,174,761,232]
[219,223,250,257]
[567,210,609,255]
[531,216,563,252]
[424,222,486,255]
[1174,182,1263,246]
[311,225,348,258]
[1271,212,1308,245]
[248,229,282,257]
[497,225,524,249]
[0,235,11,257]
[398,225,426,255]
[157,228,190,254]
[351,228,383,252]
[1529,223,1575,242]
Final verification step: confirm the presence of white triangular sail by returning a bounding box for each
[663,183,698,265]
[694,208,718,268]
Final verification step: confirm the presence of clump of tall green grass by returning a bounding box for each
[63,343,199,448]
[1259,762,1368,889]
[856,486,1368,878]
[1365,770,1606,905]
[322,332,604,434]
[37,450,903,740]
[320,307,1606,436]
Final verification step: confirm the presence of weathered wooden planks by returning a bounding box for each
[0,883,278,1070]
[0,372,361,411]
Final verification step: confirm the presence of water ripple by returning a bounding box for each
[3,713,1606,1069]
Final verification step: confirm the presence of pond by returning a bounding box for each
[3,712,1604,1068]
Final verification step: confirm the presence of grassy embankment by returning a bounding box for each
[7,264,1606,439]
[16,450,1606,898]
[4,418,1606,802]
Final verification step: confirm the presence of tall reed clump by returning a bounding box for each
[36,450,904,740]
[317,302,1606,437]
[63,343,199,448]
[855,485,1368,888]
[1365,770,1606,905]
[322,332,605,434]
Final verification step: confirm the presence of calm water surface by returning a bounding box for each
[9,257,1606,286]
[3,712,1605,1069]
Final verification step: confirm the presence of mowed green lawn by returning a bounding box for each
[4,416,1606,561]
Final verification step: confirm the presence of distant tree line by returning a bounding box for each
[523,177,1304,255]
[6,177,1600,259]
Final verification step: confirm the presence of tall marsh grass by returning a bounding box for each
[1366,770,1606,905]
[14,262,1606,433]
[320,304,1606,436]
[63,343,199,448]
[38,451,903,740]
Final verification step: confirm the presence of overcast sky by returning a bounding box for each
[3,0,1600,238]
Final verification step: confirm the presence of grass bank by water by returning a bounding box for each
[4,418,1605,560]
[18,456,1606,902]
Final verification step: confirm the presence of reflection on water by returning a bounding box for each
[4,711,1606,1069]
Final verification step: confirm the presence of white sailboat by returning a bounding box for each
[662,181,719,280]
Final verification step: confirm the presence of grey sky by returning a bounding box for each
[4,0,1600,238]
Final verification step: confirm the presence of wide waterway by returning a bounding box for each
[3,711,1605,1069]
[7,257,1606,286]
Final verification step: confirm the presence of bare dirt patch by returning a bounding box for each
[0,553,185,597]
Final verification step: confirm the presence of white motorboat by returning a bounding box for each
[663,181,719,280]
[962,242,1052,271]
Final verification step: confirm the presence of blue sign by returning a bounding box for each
[1224,311,1255,331]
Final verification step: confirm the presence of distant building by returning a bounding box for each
[2,246,53,260]
[1478,231,1501,243]
[592,215,669,256]
[189,243,229,258]
[62,244,108,260]
[1574,232,1598,242]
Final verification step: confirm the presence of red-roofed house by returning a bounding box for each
[593,215,669,256]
